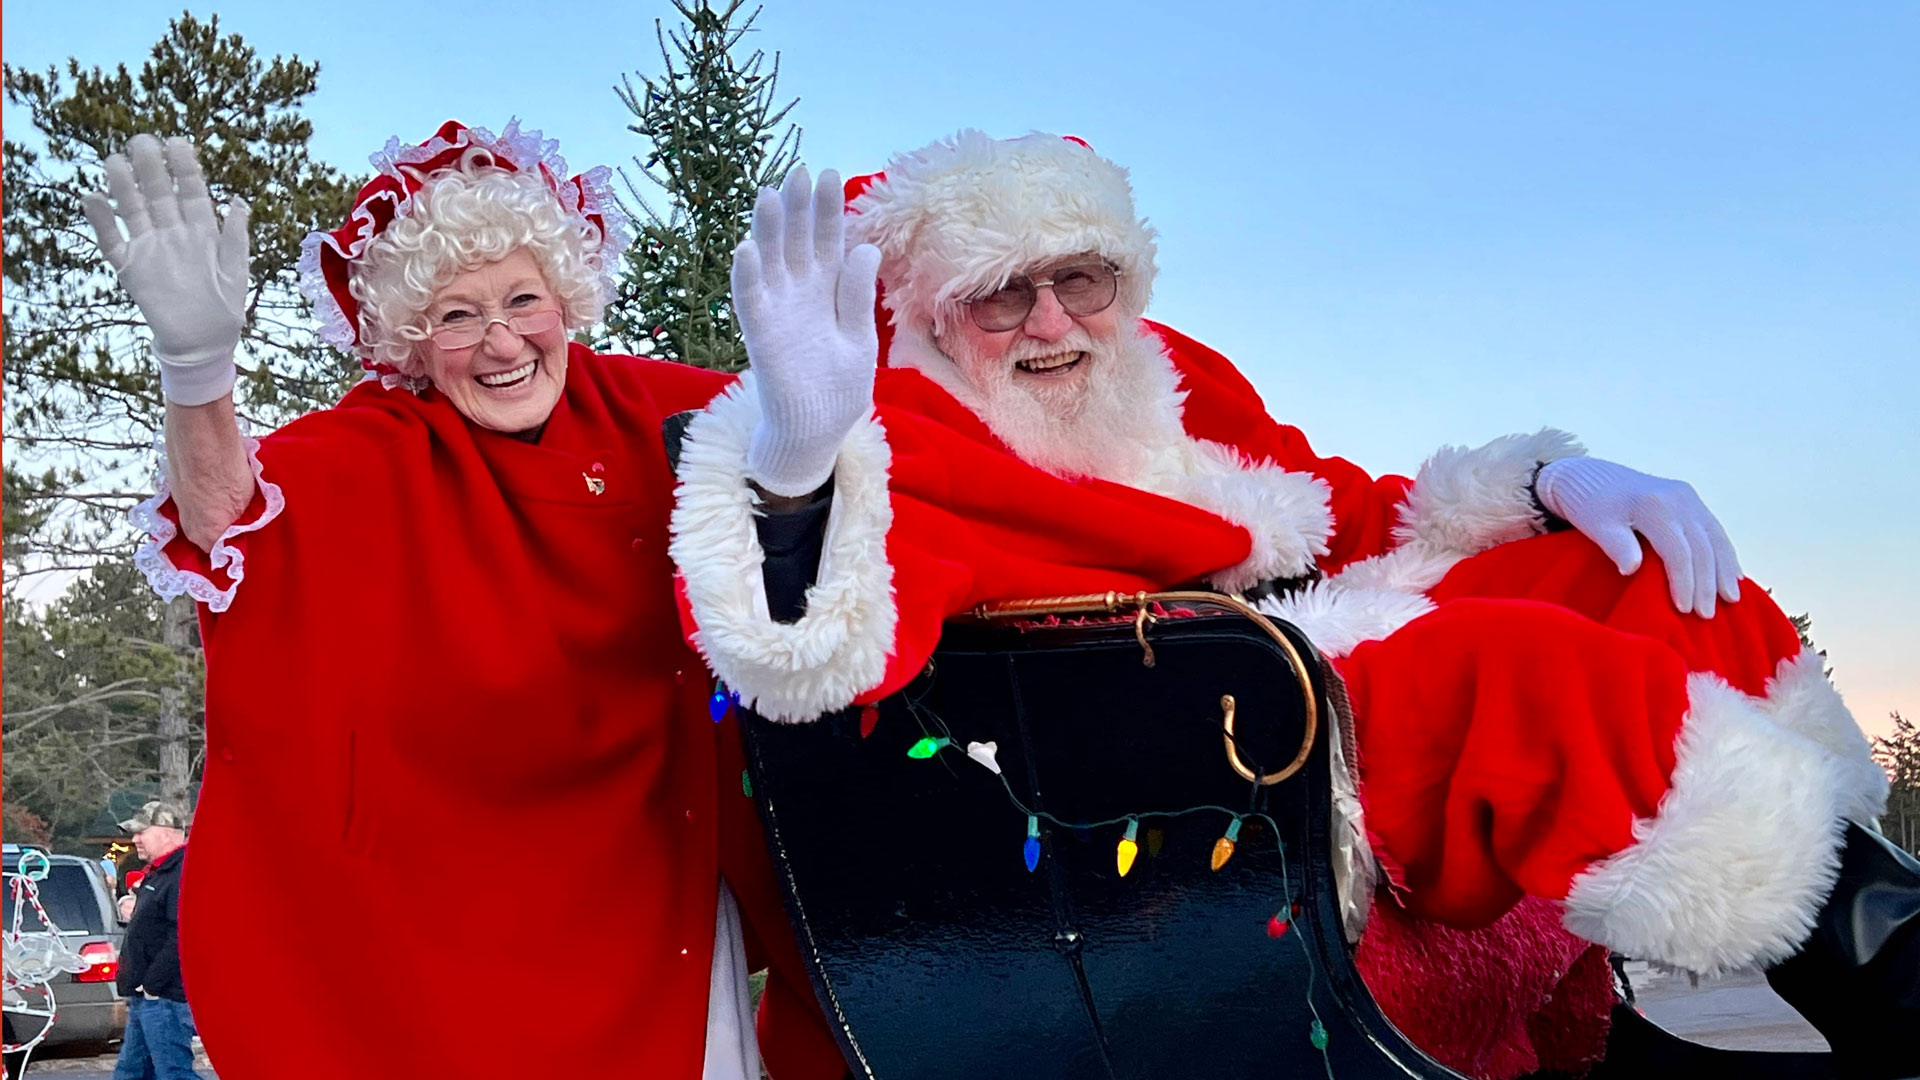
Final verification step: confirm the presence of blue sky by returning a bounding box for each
[6,2,1916,737]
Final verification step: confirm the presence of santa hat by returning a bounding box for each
[296,119,630,364]
[845,131,1158,341]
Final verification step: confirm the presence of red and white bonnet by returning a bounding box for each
[296,119,629,373]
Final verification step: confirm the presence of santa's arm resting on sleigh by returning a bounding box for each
[673,132,1916,1080]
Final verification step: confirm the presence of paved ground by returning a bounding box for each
[1629,962,1829,1053]
[11,967,1827,1076]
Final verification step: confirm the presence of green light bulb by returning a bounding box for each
[906,736,951,759]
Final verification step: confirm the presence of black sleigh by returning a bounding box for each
[739,592,1837,1080]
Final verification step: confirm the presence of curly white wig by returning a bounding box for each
[348,165,606,376]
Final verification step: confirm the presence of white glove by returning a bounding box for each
[732,166,883,497]
[82,134,249,406]
[1536,456,1743,617]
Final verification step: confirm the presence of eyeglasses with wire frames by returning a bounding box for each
[424,307,564,351]
[964,261,1122,333]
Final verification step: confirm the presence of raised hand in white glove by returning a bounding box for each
[1535,456,1743,617]
[82,134,249,406]
[733,165,883,497]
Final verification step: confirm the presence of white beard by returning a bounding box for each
[936,323,1190,486]
[887,314,1337,592]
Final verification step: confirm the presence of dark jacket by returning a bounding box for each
[117,844,187,1001]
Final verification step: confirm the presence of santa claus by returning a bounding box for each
[668,132,1916,1080]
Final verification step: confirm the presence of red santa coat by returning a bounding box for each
[671,321,1885,1078]
[672,320,1424,720]
[135,345,822,1080]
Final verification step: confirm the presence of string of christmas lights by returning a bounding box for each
[892,691,1337,1074]
[722,670,1341,1073]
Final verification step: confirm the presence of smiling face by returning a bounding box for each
[939,254,1123,411]
[418,248,570,434]
[926,253,1177,483]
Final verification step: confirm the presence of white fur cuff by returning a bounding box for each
[1562,672,1850,975]
[1759,651,1890,827]
[669,377,898,723]
[1182,440,1334,594]
[1393,429,1584,557]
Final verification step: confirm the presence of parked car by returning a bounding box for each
[2,843,127,1067]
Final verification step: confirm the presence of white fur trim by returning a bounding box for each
[1325,538,1464,598]
[129,424,284,614]
[1563,672,1850,975]
[669,377,897,723]
[1257,580,1437,660]
[881,323,957,383]
[1175,441,1332,592]
[888,321,1335,589]
[1759,651,1890,827]
[849,131,1157,335]
[890,319,1328,588]
[1254,538,1469,659]
[1394,429,1585,556]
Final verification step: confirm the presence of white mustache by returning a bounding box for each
[1003,331,1097,365]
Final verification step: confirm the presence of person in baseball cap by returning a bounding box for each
[115,799,202,1080]
[117,800,188,835]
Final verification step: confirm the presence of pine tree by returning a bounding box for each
[4,12,361,574]
[606,0,801,372]
[1795,615,1913,854]
[2,13,359,831]
[1788,611,1831,676]
[2,565,192,850]
[1874,712,1919,856]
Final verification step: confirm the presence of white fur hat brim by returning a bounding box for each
[847,130,1157,335]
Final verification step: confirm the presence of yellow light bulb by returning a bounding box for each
[1211,817,1244,872]
[1116,819,1140,877]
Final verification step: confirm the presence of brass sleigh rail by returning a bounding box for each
[972,590,1319,787]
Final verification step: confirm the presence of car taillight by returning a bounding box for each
[75,941,117,983]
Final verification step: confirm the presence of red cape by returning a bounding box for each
[143,346,822,1078]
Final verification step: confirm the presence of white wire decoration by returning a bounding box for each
[4,850,88,1076]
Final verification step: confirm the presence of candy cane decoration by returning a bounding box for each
[4,851,88,1074]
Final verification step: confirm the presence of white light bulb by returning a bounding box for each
[965,740,1002,774]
